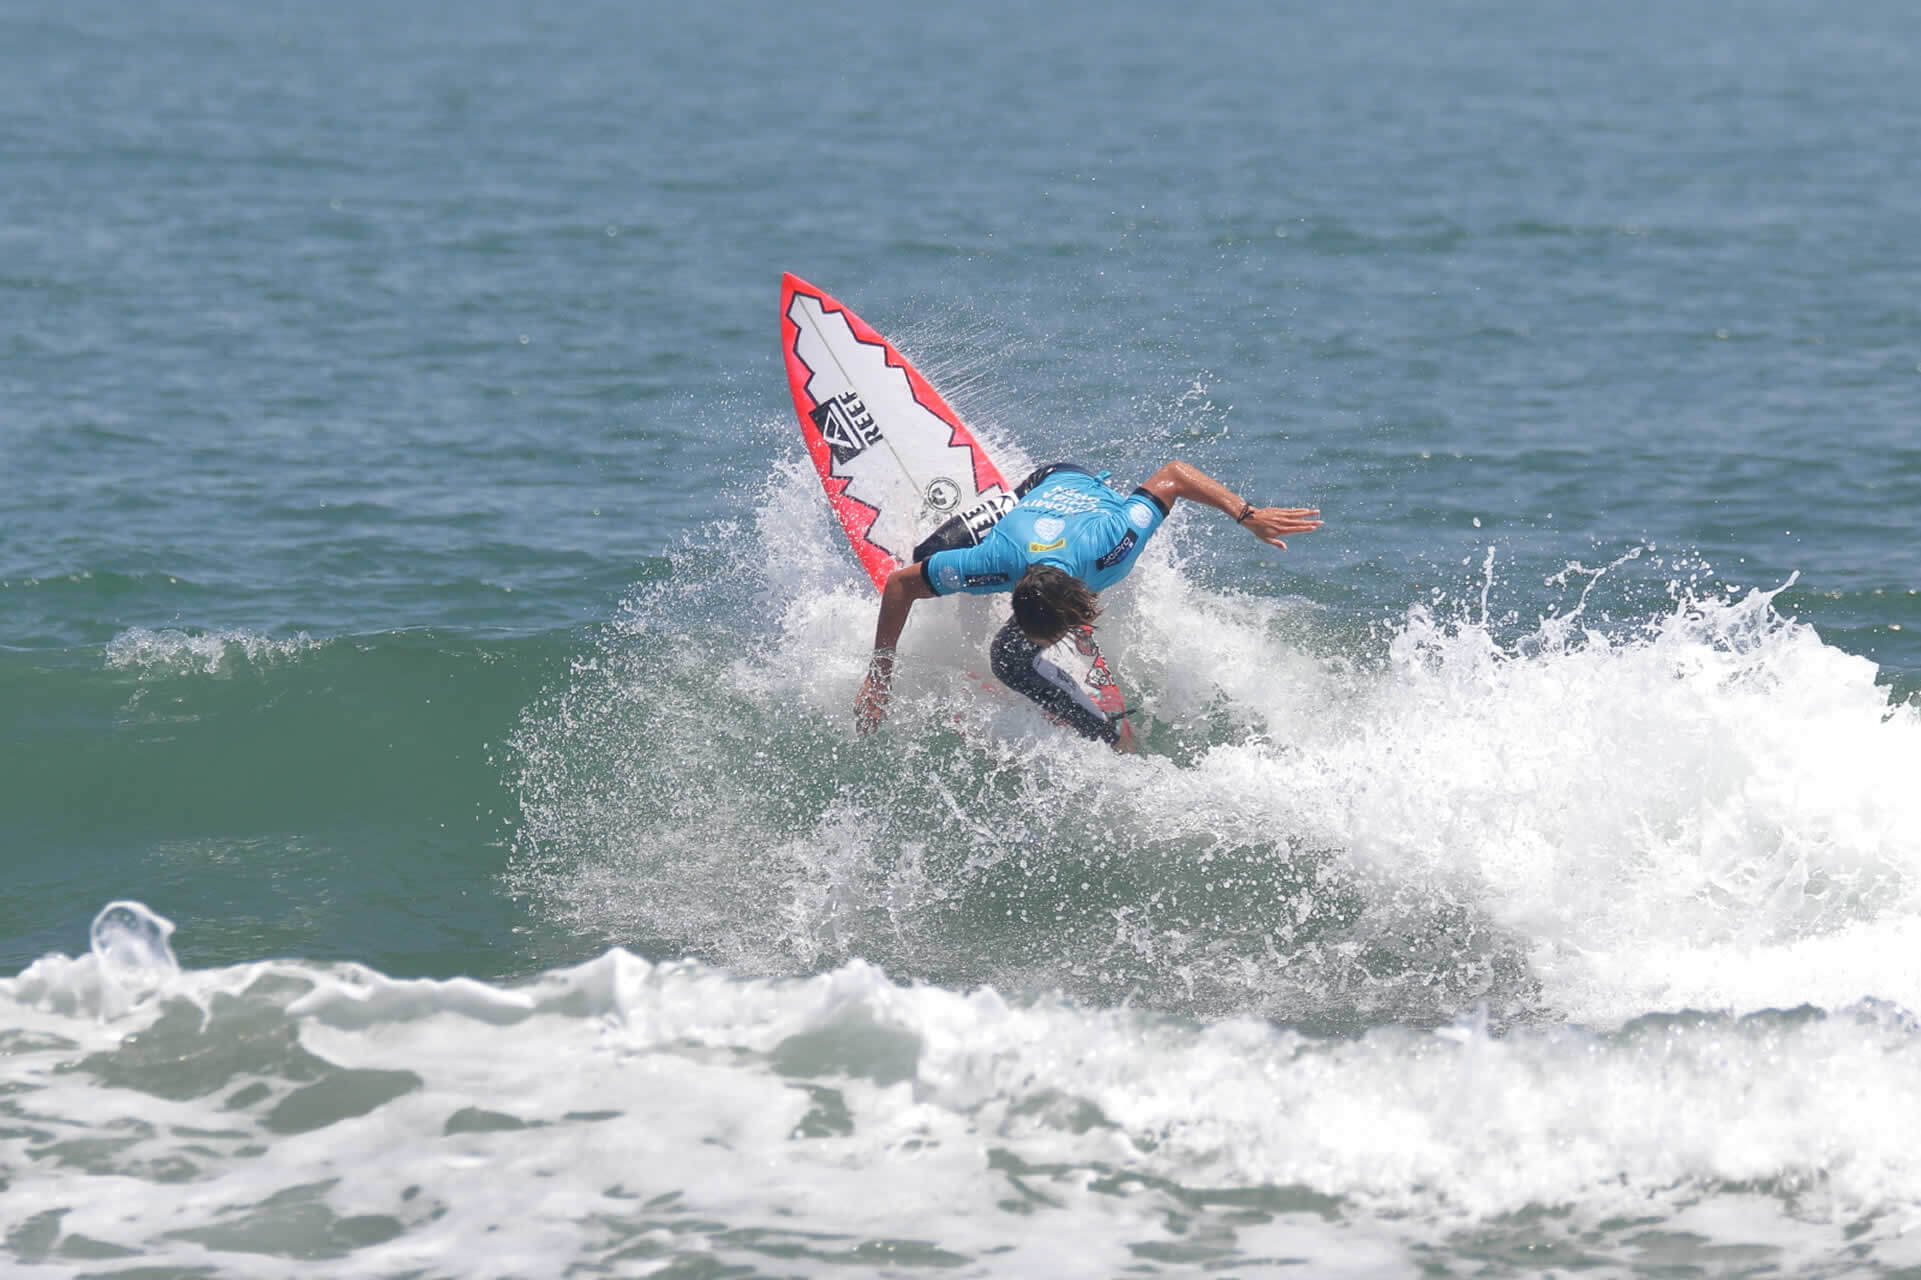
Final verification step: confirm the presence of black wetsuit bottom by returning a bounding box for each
[988,619,1121,745]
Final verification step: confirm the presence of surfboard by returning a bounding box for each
[780,273,1014,590]
[779,273,1133,746]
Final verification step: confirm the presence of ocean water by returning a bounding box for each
[5,0,1921,1275]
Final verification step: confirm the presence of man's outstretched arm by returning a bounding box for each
[1139,460,1322,549]
[855,562,937,734]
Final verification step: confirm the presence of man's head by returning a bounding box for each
[1011,564,1099,645]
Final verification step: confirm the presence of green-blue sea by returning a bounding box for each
[6,1,1920,1274]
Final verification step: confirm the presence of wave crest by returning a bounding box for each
[105,626,321,677]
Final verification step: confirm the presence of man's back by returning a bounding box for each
[922,470,1168,597]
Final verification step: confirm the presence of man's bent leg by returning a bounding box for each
[989,618,1120,745]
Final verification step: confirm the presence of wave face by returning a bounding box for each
[6,903,1921,1277]
[0,624,584,976]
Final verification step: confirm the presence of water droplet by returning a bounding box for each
[92,901,178,989]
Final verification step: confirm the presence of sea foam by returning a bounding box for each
[6,913,1921,1275]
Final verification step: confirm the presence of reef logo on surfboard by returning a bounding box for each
[811,391,883,465]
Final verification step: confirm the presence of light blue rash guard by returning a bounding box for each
[921,470,1168,597]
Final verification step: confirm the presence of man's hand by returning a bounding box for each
[1240,506,1322,550]
[855,653,894,734]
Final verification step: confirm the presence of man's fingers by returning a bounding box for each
[1246,506,1322,548]
[1254,513,1321,532]
[855,674,890,734]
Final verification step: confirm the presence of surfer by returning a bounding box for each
[854,460,1321,747]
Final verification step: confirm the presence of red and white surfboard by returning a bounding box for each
[780,274,1132,746]
[781,273,1014,591]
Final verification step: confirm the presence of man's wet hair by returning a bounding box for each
[1011,564,1100,645]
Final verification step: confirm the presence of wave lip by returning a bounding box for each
[104,625,321,676]
[505,449,1921,1035]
